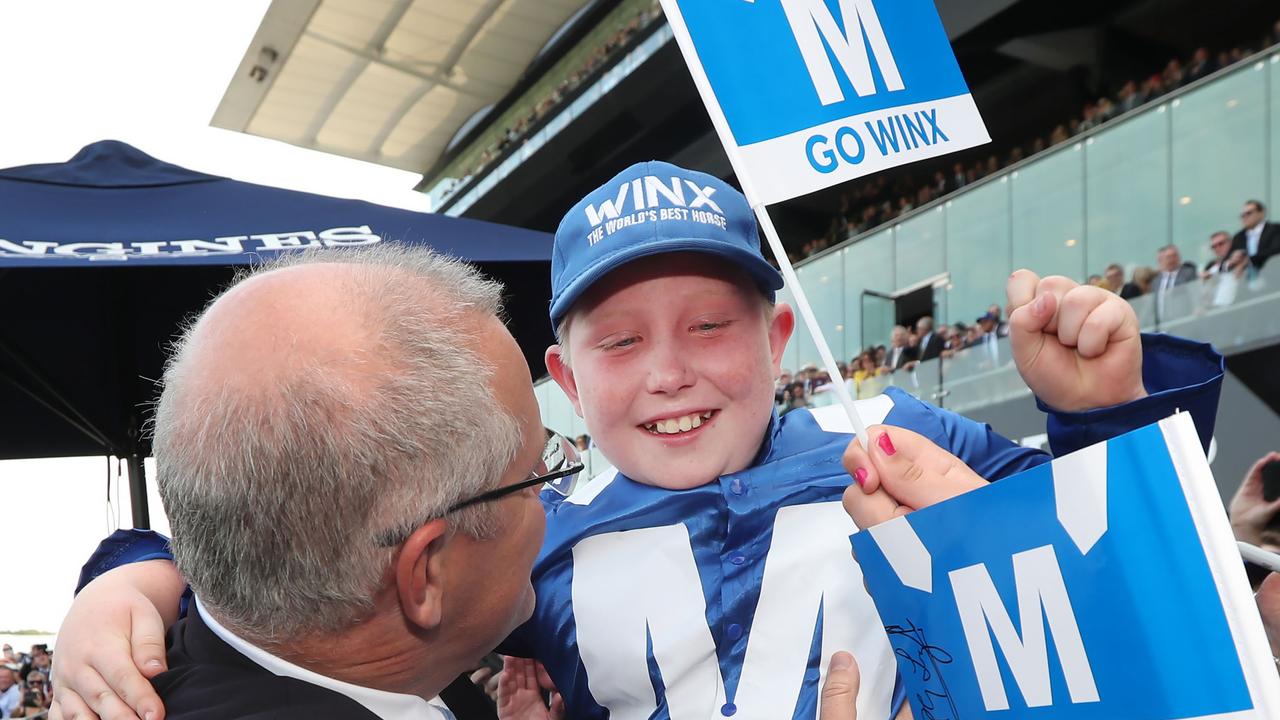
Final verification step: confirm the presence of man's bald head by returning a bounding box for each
[154,245,524,645]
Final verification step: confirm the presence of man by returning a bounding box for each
[1104,263,1126,294]
[1157,244,1197,286]
[986,303,1010,337]
[1202,231,1238,277]
[1232,199,1280,271]
[1154,244,1197,320]
[509,162,1217,719]
[0,668,19,719]
[914,316,943,363]
[51,246,553,719]
[884,325,917,370]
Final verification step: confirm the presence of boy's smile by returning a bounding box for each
[547,253,794,490]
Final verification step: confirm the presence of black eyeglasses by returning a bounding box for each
[375,429,584,547]
[449,430,584,512]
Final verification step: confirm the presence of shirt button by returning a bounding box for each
[729,553,746,566]
[729,478,744,495]
[721,703,737,716]
[726,623,743,640]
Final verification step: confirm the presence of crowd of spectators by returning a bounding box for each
[776,193,1279,406]
[1086,198,1279,314]
[775,306,1013,412]
[435,0,664,203]
[794,20,1280,263]
[1,643,52,718]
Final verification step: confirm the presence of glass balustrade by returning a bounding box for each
[532,46,1280,462]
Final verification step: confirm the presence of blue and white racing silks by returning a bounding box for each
[497,334,1223,720]
[78,335,1224,720]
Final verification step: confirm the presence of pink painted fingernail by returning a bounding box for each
[877,433,896,456]
[853,467,868,486]
[1034,294,1048,315]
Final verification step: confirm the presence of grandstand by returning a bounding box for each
[214,0,1280,493]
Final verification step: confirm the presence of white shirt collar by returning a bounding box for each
[195,598,449,720]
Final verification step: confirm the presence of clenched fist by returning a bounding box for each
[1006,270,1146,412]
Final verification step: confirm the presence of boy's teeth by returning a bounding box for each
[646,411,712,435]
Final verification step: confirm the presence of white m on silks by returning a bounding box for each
[948,545,1101,711]
[570,502,895,720]
[778,0,905,106]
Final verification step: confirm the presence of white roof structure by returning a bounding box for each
[212,0,588,173]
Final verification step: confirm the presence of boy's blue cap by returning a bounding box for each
[549,160,784,326]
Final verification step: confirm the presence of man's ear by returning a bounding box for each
[768,302,796,375]
[545,345,584,417]
[395,518,451,631]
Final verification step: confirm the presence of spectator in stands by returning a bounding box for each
[915,316,943,362]
[18,670,49,716]
[1154,244,1197,319]
[1269,19,1280,47]
[987,303,1010,338]
[1233,199,1280,271]
[1201,231,1240,278]
[1122,266,1157,299]
[0,668,18,718]
[873,344,887,367]
[1104,263,1126,294]
[1162,58,1185,91]
[1087,273,1104,287]
[574,434,591,452]
[950,162,966,191]
[1141,74,1165,102]
[851,351,880,389]
[1078,102,1101,133]
[974,313,998,342]
[781,381,809,415]
[884,325,917,371]
[1155,244,1196,292]
[1121,77,1141,112]
[1184,47,1217,84]
[775,370,793,406]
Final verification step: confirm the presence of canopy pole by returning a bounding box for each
[127,453,150,530]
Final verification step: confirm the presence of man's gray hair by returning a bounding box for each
[153,244,521,645]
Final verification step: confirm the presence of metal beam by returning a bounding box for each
[127,453,150,530]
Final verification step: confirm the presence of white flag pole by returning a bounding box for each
[653,0,870,447]
[753,204,870,448]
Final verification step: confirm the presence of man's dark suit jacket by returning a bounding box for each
[917,332,944,362]
[1204,257,1231,274]
[1232,221,1280,270]
[885,344,918,370]
[152,609,380,719]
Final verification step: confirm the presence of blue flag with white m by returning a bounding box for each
[659,0,990,205]
[851,413,1280,719]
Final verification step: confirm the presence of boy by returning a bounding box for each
[498,161,1221,719]
[52,162,1222,720]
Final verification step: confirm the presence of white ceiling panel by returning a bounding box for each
[213,0,595,172]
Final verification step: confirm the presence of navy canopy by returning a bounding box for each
[0,141,554,525]
[0,140,551,266]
